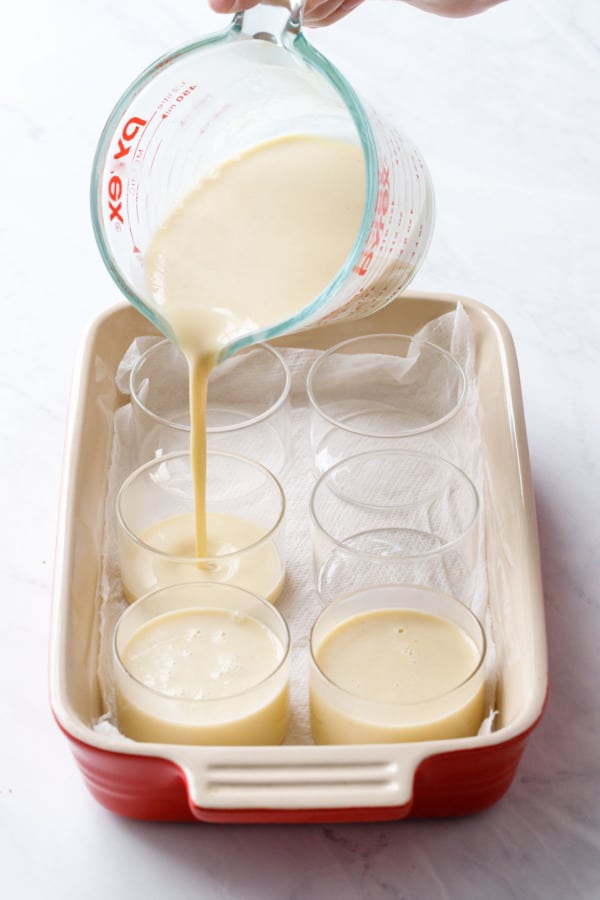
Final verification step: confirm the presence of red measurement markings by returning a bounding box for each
[196,103,231,138]
[149,139,163,175]
[107,85,195,227]
[144,85,200,175]
[161,84,197,119]
[126,177,137,248]
[353,163,391,277]
[128,112,159,238]
[134,181,140,226]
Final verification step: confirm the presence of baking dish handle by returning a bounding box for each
[178,746,422,820]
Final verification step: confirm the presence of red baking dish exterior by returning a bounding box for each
[56,713,545,822]
[49,293,548,823]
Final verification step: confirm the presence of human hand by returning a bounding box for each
[209,0,364,28]
[208,0,507,28]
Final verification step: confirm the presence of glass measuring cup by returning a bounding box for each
[91,1,435,361]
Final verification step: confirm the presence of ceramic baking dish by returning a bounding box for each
[49,291,547,823]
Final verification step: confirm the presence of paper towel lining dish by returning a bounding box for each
[94,303,497,743]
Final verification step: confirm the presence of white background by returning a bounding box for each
[1,1,599,897]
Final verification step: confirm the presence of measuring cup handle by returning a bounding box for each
[233,0,305,42]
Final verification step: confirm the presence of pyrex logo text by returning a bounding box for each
[107,116,147,225]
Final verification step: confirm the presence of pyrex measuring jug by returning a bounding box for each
[91,2,435,360]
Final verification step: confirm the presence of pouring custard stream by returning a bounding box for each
[145,135,366,559]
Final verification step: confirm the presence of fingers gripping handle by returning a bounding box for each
[234,0,306,41]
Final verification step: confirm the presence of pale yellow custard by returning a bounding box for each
[145,135,365,554]
[119,512,284,604]
[310,608,485,744]
[146,135,365,355]
[115,606,288,745]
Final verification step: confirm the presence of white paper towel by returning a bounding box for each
[95,303,496,743]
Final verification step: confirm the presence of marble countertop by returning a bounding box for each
[2,0,599,897]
